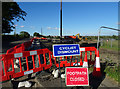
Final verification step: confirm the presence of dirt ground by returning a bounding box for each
[99,48,118,64]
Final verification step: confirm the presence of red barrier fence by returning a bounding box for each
[6,37,44,55]
[5,40,33,73]
[1,48,52,82]
[23,41,32,50]
[6,38,34,54]
[1,38,100,82]
[1,46,98,82]
[52,47,97,68]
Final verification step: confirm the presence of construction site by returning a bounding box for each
[1,1,120,89]
[1,34,119,88]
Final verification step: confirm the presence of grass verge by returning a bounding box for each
[100,40,118,51]
[104,65,120,83]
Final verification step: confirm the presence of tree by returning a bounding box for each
[33,32,40,37]
[2,2,27,33]
[112,35,117,40]
[19,31,30,38]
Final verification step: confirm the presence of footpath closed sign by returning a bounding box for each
[66,67,89,86]
[53,44,80,57]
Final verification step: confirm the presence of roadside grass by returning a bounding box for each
[88,64,120,83]
[100,40,118,51]
[88,59,119,83]
[104,65,119,83]
[99,40,119,83]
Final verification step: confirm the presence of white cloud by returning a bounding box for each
[13,25,17,27]
[53,27,60,30]
[20,26,24,28]
[47,27,63,30]
[47,27,52,30]
[30,26,35,29]
[53,27,58,30]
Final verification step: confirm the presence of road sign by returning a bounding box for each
[66,67,89,86]
[53,44,80,57]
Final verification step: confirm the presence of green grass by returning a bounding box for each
[104,65,120,83]
[100,40,118,51]
[88,66,94,72]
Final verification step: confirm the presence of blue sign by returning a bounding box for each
[53,44,80,57]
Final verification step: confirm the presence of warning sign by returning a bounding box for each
[53,44,80,57]
[65,67,89,86]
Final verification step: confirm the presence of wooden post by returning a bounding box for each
[60,0,62,43]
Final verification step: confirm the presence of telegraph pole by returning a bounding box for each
[59,1,63,88]
[14,28,16,36]
[14,25,17,37]
[60,0,62,43]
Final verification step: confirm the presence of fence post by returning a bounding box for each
[111,39,112,48]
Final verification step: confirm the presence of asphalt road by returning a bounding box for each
[2,38,31,53]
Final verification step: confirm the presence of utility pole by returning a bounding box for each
[14,28,16,36]
[59,1,63,88]
[14,25,17,37]
[60,0,62,43]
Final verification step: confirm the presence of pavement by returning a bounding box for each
[34,70,119,89]
[1,74,41,88]
[1,70,119,89]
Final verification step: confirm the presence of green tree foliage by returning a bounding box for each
[2,2,27,33]
[87,36,92,40]
[112,35,118,40]
[19,31,30,38]
[33,32,40,37]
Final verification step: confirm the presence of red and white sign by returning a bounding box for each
[66,67,89,86]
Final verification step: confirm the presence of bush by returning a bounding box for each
[19,31,30,38]
[33,32,40,37]
[104,65,119,82]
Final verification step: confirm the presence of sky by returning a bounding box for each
[11,2,118,36]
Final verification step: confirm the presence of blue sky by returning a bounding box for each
[12,2,118,36]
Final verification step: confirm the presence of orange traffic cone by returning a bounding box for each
[83,51,88,68]
[92,50,102,77]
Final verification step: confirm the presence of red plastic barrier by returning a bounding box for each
[23,41,32,49]
[32,37,47,40]
[6,44,27,72]
[4,37,100,81]
[6,48,15,54]
[5,38,34,73]
[31,38,35,42]
[1,48,52,82]
[52,47,97,68]
[6,48,16,72]
[41,38,47,40]
[15,44,25,53]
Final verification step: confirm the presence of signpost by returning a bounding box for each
[66,67,89,86]
[53,44,89,87]
[53,44,80,87]
[53,44,80,57]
